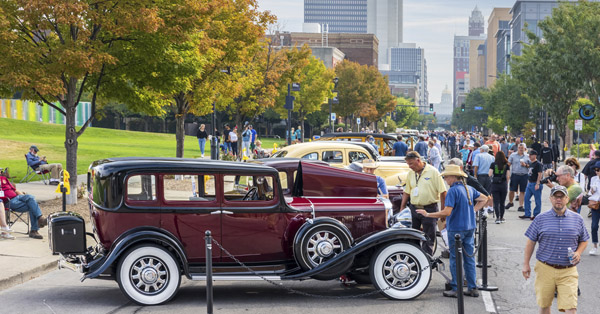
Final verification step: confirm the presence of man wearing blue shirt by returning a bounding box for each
[362,160,388,198]
[473,145,494,194]
[523,185,589,314]
[392,135,408,157]
[417,165,487,298]
[414,136,428,158]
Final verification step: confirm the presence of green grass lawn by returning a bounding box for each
[0,118,284,181]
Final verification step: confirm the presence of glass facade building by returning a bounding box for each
[304,0,368,33]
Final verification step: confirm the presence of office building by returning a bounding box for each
[496,22,511,75]
[272,31,379,67]
[367,0,403,70]
[469,6,485,36]
[469,40,486,89]
[486,8,511,87]
[304,0,367,33]
[388,44,428,110]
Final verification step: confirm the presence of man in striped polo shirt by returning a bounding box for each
[522,185,589,314]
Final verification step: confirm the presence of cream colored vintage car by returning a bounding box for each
[271,142,409,186]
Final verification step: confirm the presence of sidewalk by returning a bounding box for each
[0,174,86,291]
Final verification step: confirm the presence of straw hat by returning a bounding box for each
[362,159,379,169]
[440,164,467,178]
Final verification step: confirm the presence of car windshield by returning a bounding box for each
[272,150,287,158]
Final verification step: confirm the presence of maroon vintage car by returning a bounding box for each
[48,157,429,305]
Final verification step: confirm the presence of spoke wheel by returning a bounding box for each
[117,245,181,305]
[370,242,431,300]
[295,224,353,280]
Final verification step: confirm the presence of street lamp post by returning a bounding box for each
[329,77,339,133]
[211,67,231,160]
[285,82,300,145]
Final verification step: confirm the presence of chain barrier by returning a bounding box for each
[211,238,433,299]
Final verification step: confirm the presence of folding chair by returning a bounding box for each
[3,199,29,234]
[19,154,49,184]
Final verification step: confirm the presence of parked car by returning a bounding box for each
[48,158,430,305]
[271,142,409,186]
[317,133,398,156]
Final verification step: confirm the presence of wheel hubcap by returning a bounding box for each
[306,231,343,267]
[130,256,169,295]
[382,253,420,289]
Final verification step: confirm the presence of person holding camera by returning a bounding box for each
[543,165,582,213]
[507,143,529,212]
[520,150,543,220]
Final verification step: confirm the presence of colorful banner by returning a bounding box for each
[0,99,91,126]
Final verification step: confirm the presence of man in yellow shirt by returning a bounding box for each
[400,151,448,255]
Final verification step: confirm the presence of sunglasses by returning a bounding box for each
[595,169,600,172]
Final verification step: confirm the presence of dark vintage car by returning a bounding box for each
[48,157,430,305]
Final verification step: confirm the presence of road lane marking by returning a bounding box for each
[482,291,496,313]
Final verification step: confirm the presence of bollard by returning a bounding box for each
[205,231,213,314]
[61,184,66,212]
[478,216,498,291]
[477,213,491,268]
[455,234,465,314]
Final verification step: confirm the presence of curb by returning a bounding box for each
[0,259,58,291]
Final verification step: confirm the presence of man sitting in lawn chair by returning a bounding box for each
[26,145,62,185]
[1,175,47,239]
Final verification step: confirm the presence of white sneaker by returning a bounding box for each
[590,248,598,256]
[0,226,12,233]
[201,154,204,158]
[1,232,15,240]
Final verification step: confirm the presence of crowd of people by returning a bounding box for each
[388,130,595,313]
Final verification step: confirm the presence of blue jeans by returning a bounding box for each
[198,138,206,155]
[524,182,542,217]
[9,194,42,231]
[448,229,477,290]
[592,209,600,244]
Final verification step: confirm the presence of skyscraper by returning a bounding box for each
[304,0,367,33]
[367,0,403,70]
[486,8,511,87]
[469,6,485,36]
[388,44,427,109]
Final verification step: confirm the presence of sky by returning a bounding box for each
[257,0,517,103]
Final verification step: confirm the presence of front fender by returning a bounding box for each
[84,227,189,280]
[283,227,426,280]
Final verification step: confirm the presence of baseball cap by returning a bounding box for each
[528,149,538,155]
[30,145,39,152]
[550,185,568,197]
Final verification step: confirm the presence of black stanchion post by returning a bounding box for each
[478,216,498,291]
[205,230,213,314]
[61,184,66,212]
[455,234,465,314]
[477,212,491,268]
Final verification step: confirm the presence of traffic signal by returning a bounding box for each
[429,103,434,112]
[461,104,465,112]
[433,112,436,117]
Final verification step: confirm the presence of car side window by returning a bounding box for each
[349,151,369,163]
[302,152,318,160]
[322,150,343,163]
[278,171,297,195]
[126,175,156,201]
[163,174,216,202]
[223,175,276,202]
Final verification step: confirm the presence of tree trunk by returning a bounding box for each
[64,78,79,205]
[300,111,305,142]
[174,93,188,158]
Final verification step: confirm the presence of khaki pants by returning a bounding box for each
[534,261,578,311]
[39,163,63,180]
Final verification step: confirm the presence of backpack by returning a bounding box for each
[491,164,507,184]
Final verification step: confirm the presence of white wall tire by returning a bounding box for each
[117,245,181,305]
[369,242,431,300]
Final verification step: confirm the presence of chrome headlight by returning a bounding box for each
[391,208,412,228]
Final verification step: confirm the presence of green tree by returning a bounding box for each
[275,55,335,140]
[512,26,580,160]
[486,74,533,135]
[568,98,599,135]
[393,97,419,129]
[0,0,208,203]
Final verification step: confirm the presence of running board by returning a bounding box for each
[191,275,283,281]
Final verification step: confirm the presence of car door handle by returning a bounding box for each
[210,210,234,215]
